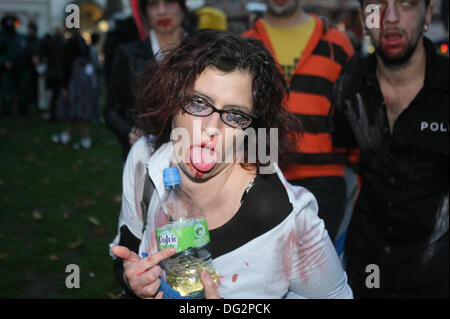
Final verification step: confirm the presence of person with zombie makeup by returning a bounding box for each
[109,30,353,299]
[333,0,448,298]
[243,0,357,244]
[104,0,187,160]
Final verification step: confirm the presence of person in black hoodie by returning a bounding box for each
[104,0,187,160]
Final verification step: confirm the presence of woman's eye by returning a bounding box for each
[189,100,210,113]
[225,113,251,127]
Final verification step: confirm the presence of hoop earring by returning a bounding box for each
[424,24,429,32]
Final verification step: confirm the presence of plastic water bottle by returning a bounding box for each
[155,166,218,298]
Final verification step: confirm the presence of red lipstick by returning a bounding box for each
[156,18,172,27]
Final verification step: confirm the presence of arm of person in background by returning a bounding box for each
[332,62,362,200]
[104,43,134,145]
[128,127,144,146]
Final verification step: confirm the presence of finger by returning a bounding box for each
[201,270,220,299]
[145,248,176,268]
[139,278,161,298]
[135,265,162,289]
[111,245,140,263]
[134,248,176,278]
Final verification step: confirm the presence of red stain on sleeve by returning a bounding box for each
[232,273,239,283]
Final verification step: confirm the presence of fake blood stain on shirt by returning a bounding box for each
[232,273,239,283]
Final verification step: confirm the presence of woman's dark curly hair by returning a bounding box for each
[133,29,301,169]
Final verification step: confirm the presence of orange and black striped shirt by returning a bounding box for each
[244,15,359,180]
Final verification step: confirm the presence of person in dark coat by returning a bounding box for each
[42,28,66,121]
[103,15,140,87]
[0,15,33,117]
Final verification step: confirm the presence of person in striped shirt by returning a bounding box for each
[244,0,358,243]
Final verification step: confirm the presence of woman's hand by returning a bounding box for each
[201,270,221,299]
[111,245,175,299]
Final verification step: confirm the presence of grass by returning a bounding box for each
[0,112,126,298]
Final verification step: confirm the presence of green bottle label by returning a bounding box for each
[156,219,210,253]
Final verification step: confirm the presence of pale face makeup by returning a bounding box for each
[146,0,184,35]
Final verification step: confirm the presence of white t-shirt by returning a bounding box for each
[110,137,353,299]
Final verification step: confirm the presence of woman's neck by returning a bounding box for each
[177,164,257,228]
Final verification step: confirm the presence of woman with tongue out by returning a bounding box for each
[110,30,353,299]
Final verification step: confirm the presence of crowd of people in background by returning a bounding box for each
[0,15,101,149]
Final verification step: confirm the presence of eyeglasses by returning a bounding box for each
[182,96,257,129]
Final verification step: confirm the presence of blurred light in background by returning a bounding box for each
[13,18,21,28]
[97,19,109,33]
[82,31,92,45]
[439,42,448,55]
[337,22,346,32]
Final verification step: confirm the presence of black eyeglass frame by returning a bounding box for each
[182,96,257,129]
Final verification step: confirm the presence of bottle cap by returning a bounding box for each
[163,167,181,188]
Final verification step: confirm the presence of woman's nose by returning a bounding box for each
[202,112,223,135]
[157,1,168,13]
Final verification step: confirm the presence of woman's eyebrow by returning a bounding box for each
[193,90,252,113]
[193,91,214,104]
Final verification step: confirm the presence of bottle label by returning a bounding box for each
[156,219,210,253]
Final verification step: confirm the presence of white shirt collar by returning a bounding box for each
[149,29,163,62]
[146,141,173,197]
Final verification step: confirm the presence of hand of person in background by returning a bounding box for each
[129,126,144,146]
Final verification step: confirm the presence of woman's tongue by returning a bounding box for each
[190,145,217,173]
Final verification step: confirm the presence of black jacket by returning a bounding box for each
[333,37,448,298]
[102,16,140,85]
[104,39,155,159]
